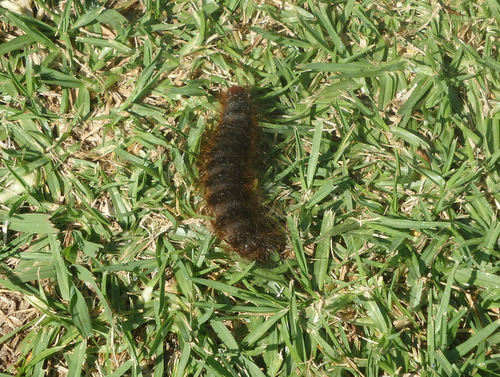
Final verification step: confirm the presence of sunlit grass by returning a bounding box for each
[1,0,499,376]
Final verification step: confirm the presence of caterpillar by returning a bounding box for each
[199,86,284,261]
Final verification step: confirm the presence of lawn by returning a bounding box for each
[1,0,500,376]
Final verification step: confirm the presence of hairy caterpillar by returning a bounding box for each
[199,86,284,261]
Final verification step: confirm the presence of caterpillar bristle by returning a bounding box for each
[199,86,285,262]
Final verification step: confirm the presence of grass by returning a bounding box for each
[0,0,499,376]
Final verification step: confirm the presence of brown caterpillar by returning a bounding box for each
[199,86,284,261]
